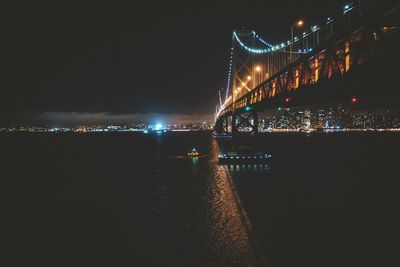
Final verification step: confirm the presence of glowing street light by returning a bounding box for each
[291,19,305,63]
[247,76,251,80]
[254,65,263,86]
[297,20,304,27]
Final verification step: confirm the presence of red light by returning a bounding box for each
[351,97,358,103]
[285,97,291,103]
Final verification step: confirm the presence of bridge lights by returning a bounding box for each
[343,3,355,14]
[311,25,319,32]
[247,76,251,80]
[255,66,262,72]
[326,17,334,24]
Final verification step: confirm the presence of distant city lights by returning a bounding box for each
[154,123,163,131]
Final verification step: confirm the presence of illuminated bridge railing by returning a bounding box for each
[218,3,400,118]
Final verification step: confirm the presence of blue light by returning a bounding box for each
[252,31,274,48]
[233,31,272,54]
[245,106,251,111]
[154,123,163,131]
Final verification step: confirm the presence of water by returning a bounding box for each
[1,132,399,267]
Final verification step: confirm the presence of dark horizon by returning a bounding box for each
[3,0,357,125]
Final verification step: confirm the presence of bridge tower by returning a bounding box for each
[231,30,260,136]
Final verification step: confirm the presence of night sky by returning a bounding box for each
[2,0,348,125]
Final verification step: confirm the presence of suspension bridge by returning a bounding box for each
[214,1,400,135]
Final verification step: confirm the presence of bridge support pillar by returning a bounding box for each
[253,111,259,135]
[215,115,231,135]
[214,117,224,134]
[232,113,237,136]
[232,110,259,135]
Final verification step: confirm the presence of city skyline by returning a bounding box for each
[3,104,400,132]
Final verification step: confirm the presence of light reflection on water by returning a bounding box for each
[3,132,397,266]
[201,139,266,266]
[149,134,267,266]
[226,164,271,173]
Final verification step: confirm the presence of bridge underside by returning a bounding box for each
[215,51,400,135]
[215,5,400,135]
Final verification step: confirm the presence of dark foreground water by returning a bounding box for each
[1,132,399,267]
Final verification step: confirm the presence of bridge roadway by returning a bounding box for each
[215,2,400,135]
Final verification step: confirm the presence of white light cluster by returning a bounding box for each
[326,17,334,24]
[311,25,319,32]
[233,31,273,54]
[343,3,355,15]
[225,45,234,101]
[298,48,313,53]
[251,31,274,48]
[233,29,320,55]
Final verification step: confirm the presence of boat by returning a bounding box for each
[218,151,272,164]
[187,148,200,157]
